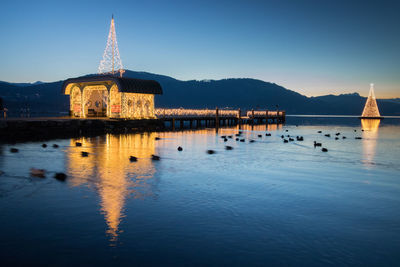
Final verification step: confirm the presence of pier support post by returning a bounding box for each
[215,107,219,129]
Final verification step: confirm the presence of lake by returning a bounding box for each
[0,117,399,266]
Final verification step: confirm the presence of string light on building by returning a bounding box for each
[98,15,125,77]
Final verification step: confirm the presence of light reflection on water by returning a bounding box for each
[66,133,157,241]
[0,118,400,265]
[64,125,285,242]
[361,119,381,168]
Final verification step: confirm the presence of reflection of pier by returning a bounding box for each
[155,108,286,130]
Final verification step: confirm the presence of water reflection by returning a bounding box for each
[65,133,157,242]
[361,119,381,167]
[236,123,283,132]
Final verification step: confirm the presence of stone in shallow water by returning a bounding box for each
[54,173,67,182]
[152,154,160,160]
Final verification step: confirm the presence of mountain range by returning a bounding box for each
[0,70,399,116]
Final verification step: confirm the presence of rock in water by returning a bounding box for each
[30,168,45,178]
[54,173,67,181]
[151,154,160,160]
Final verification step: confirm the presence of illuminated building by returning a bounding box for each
[62,75,162,119]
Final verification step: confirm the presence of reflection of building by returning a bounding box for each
[62,75,162,119]
[66,133,157,241]
[361,119,380,167]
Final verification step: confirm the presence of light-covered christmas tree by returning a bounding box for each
[361,83,381,118]
[98,15,124,77]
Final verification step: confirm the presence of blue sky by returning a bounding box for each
[0,0,399,97]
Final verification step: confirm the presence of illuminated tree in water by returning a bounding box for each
[361,83,381,118]
[98,15,124,77]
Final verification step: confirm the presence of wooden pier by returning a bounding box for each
[0,117,164,142]
[0,108,285,142]
[155,108,285,130]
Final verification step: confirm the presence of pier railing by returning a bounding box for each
[155,108,239,118]
[155,108,285,119]
[246,110,285,118]
[155,108,285,130]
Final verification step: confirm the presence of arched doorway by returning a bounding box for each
[82,85,108,117]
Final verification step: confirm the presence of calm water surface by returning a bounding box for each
[0,117,399,266]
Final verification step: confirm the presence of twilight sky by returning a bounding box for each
[0,0,399,98]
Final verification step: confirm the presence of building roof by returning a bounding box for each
[62,75,163,95]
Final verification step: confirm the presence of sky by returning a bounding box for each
[0,0,399,98]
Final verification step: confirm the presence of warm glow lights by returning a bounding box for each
[154,109,284,119]
[155,108,238,118]
[82,85,108,117]
[361,119,381,167]
[122,93,155,119]
[246,111,281,117]
[98,15,124,77]
[361,118,381,133]
[70,86,82,117]
[361,83,381,118]
[68,83,156,119]
[66,133,157,241]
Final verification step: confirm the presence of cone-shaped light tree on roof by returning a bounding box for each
[98,15,125,77]
[361,83,381,118]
